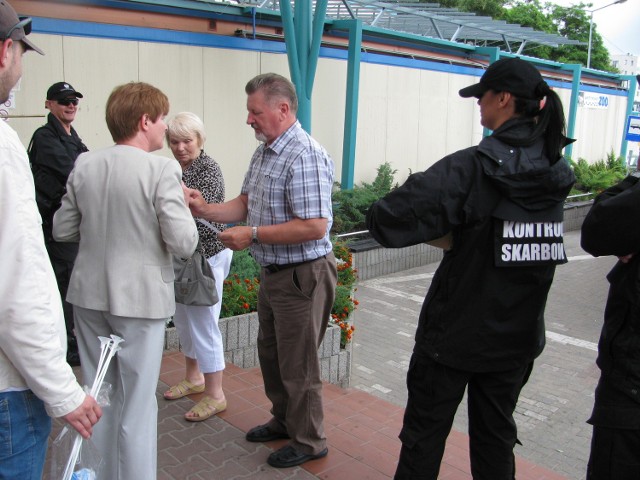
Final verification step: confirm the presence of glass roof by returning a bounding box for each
[224,0,583,53]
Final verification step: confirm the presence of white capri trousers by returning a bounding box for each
[173,248,232,373]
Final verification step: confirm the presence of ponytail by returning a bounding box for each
[514,81,567,161]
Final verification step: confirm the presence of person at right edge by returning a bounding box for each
[366,57,576,480]
[581,170,640,479]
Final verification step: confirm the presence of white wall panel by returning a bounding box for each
[571,94,626,162]
[448,73,483,150]
[385,66,420,184]
[140,43,203,114]
[259,53,290,79]
[62,36,139,151]
[203,48,261,198]
[14,33,140,152]
[311,57,347,183]
[416,69,450,175]
[12,33,63,142]
[140,42,205,162]
[355,63,389,184]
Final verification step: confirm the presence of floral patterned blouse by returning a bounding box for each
[181,150,226,258]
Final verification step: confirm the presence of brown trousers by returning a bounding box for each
[257,252,337,455]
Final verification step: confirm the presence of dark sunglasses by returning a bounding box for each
[57,98,79,106]
[2,16,32,42]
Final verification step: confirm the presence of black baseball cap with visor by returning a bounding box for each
[459,57,547,100]
[47,82,83,106]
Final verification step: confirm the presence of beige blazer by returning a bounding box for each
[53,144,198,319]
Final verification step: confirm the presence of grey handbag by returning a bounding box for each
[173,242,219,306]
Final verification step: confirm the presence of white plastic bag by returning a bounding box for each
[49,334,122,480]
[51,426,103,480]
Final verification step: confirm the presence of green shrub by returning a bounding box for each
[570,151,627,195]
[228,247,260,279]
[331,162,398,235]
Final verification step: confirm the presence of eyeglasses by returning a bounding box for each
[2,16,32,42]
[57,98,79,106]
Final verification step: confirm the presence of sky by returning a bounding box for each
[550,0,639,57]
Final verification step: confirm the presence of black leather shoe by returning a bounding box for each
[245,424,290,443]
[267,445,328,468]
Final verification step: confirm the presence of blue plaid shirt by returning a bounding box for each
[241,121,334,266]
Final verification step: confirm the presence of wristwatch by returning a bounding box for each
[251,226,259,244]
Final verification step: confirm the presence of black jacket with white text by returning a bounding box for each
[366,118,575,371]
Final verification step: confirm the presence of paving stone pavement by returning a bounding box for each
[350,229,615,480]
[41,230,602,480]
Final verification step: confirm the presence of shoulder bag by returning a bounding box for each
[174,240,219,306]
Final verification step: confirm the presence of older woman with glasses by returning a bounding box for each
[163,112,232,422]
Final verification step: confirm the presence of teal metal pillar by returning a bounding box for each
[334,19,362,190]
[279,0,328,133]
[564,64,582,160]
[620,74,639,161]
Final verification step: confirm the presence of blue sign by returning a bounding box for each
[627,115,640,142]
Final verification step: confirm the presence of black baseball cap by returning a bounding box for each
[459,57,545,100]
[0,0,43,55]
[47,82,83,101]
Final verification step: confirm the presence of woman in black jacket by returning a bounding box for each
[367,57,575,479]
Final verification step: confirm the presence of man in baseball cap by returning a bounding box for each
[30,80,88,368]
[0,0,43,55]
[0,1,101,479]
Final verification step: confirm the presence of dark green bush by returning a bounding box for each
[228,247,260,280]
[570,151,627,196]
[331,162,398,235]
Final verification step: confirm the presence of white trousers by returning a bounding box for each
[173,248,232,373]
[74,307,166,480]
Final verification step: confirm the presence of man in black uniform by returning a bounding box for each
[29,82,88,366]
[581,171,640,479]
[367,58,575,479]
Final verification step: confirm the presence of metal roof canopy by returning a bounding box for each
[231,0,583,54]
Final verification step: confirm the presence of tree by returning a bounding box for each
[434,0,507,17]
[406,0,616,71]
[499,0,556,59]
[547,2,615,71]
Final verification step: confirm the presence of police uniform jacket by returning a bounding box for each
[366,118,575,372]
[29,112,88,241]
